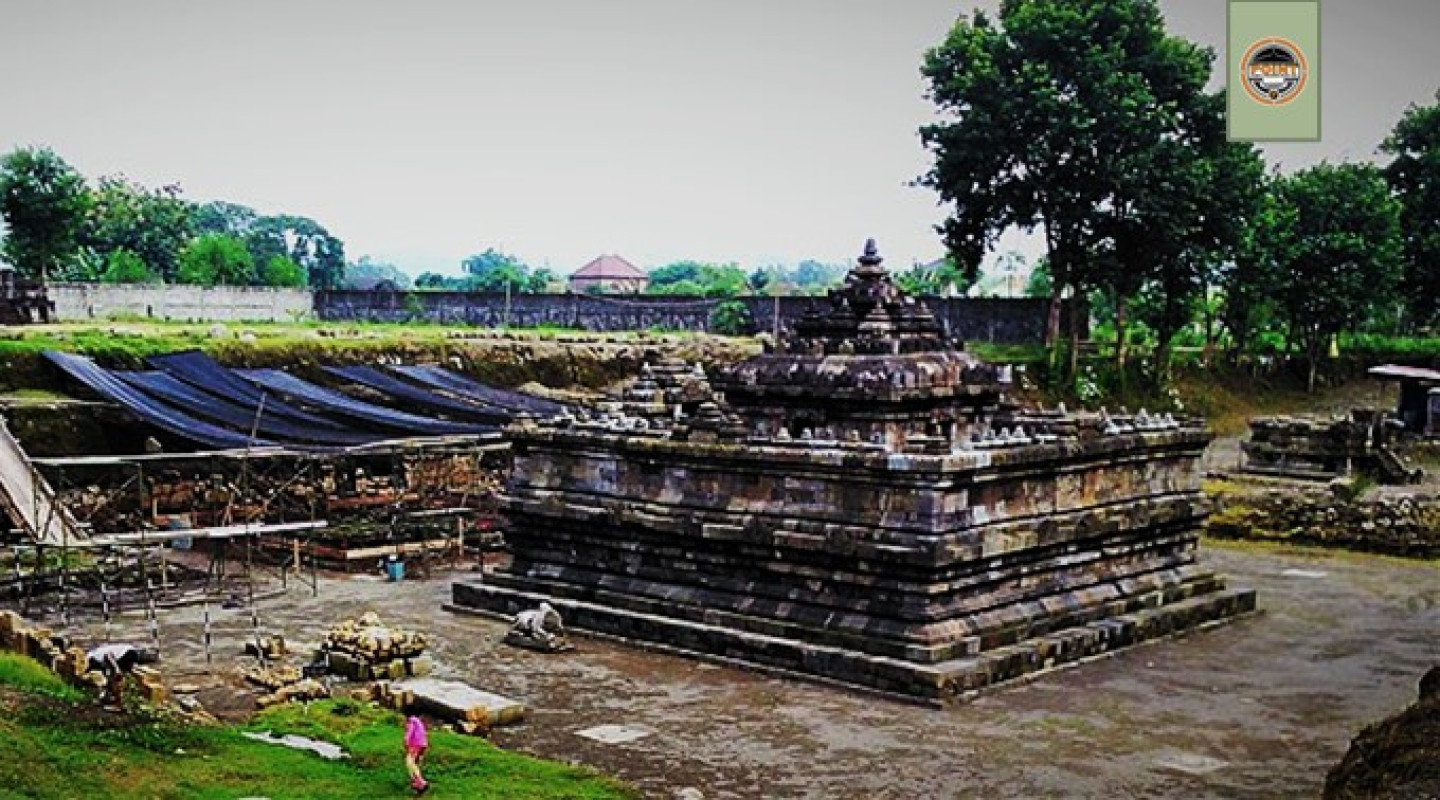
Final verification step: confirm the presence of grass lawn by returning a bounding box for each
[0,653,634,800]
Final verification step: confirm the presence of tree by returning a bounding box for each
[709,300,754,335]
[99,248,156,284]
[1254,163,1404,391]
[1219,173,1288,359]
[1024,257,1053,299]
[194,202,346,289]
[747,267,771,294]
[647,261,702,289]
[1127,93,1266,378]
[791,260,845,293]
[647,261,747,297]
[81,175,195,282]
[1382,96,1440,330]
[894,256,976,297]
[920,0,1235,376]
[343,256,412,290]
[252,215,345,289]
[261,255,306,287]
[0,146,89,280]
[526,268,556,293]
[192,200,261,237]
[177,233,255,286]
[461,248,537,293]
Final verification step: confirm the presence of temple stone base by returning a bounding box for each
[450,578,1255,702]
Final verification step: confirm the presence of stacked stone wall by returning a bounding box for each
[316,290,1083,344]
[1207,490,1440,558]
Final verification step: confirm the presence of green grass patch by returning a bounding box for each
[0,654,635,799]
[0,653,85,703]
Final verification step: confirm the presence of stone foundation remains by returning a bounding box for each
[1244,412,1423,484]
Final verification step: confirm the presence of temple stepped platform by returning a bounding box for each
[450,581,1253,702]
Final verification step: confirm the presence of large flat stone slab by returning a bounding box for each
[392,678,525,727]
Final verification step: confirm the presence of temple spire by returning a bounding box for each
[852,238,886,278]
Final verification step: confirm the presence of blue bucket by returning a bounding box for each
[385,559,405,582]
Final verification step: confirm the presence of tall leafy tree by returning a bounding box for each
[1256,163,1404,391]
[344,256,412,290]
[1127,93,1266,377]
[920,0,1243,376]
[461,247,536,293]
[254,215,346,289]
[177,233,255,286]
[197,203,345,289]
[1381,96,1440,330]
[193,200,261,238]
[0,146,89,280]
[81,175,195,282]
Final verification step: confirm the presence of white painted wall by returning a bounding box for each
[48,284,313,323]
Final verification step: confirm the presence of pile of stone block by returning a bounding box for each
[318,611,431,681]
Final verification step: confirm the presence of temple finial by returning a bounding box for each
[858,238,883,268]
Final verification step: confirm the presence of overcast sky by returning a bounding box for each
[2,0,1437,277]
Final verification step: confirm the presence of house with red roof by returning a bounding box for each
[568,254,647,294]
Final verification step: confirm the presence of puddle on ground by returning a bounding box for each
[575,724,655,744]
[1154,751,1229,776]
[241,731,348,760]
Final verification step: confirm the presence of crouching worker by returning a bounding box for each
[86,643,139,704]
[404,714,429,794]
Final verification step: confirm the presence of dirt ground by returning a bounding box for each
[58,541,1436,800]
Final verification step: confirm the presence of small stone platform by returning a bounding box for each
[391,678,526,728]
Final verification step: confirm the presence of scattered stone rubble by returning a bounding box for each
[243,663,331,708]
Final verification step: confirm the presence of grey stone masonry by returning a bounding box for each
[450,239,1254,701]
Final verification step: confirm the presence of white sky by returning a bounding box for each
[1,0,1436,277]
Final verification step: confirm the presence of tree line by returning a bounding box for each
[410,254,850,297]
[921,0,1439,390]
[0,150,345,289]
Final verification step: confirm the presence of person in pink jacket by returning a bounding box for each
[404,715,429,794]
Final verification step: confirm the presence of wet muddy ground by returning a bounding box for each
[77,543,1438,799]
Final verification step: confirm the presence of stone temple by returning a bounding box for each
[451,240,1256,701]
